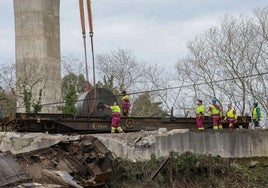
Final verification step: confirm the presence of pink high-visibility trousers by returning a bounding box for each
[196,114,204,128]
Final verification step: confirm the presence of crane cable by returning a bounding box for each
[78,0,89,83]
[79,0,91,115]
[86,0,96,86]
[79,0,97,115]
[86,0,97,115]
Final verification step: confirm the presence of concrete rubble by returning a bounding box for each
[0,132,114,187]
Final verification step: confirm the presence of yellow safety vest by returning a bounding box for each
[122,95,130,101]
[208,104,222,116]
[252,107,262,120]
[196,105,206,115]
[225,108,237,119]
[110,105,121,113]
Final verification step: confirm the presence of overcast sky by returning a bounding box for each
[0,0,267,73]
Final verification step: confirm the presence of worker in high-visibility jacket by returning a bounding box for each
[208,97,223,130]
[105,102,124,133]
[196,99,206,130]
[252,101,262,128]
[121,90,131,116]
[224,103,238,129]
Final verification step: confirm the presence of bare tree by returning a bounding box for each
[96,48,145,92]
[176,7,268,121]
[0,63,16,91]
[96,48,178,116]
[61,53,86,78]
[251,7,268,116]
[142,64,185,116]
[0,63,16,116]
[16,58,48,112]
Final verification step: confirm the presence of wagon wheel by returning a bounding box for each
[125,118,135,128]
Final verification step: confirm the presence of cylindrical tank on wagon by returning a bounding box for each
[75,88,117,116]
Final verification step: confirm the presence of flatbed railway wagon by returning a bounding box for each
[0,112,250,133]
[0,88,251,133]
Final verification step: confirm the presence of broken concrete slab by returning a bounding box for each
[0,133,114,187]
[0,132,68,154]
[42,170,83,188]
[0,152,30,187]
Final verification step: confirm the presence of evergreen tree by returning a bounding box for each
[62,73,86,97]
[131,92,167,117]
[0,87,16,117]
[62,85,76,115]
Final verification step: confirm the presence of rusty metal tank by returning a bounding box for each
[75,88,117,116]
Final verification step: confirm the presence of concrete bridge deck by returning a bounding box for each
[96,129,268,161]
[0,129,267,161]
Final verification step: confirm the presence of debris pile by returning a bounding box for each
[0,134,114,187]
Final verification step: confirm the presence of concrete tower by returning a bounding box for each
[14,0,61,113]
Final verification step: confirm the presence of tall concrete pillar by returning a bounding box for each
[14,0,61,113]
